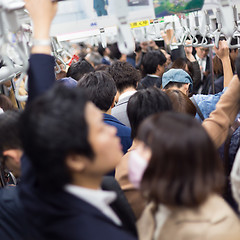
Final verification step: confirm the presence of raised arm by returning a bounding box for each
[24,0,57,103]
[202,74,240,148]
[213,40,233,88]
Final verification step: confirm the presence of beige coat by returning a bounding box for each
[137,194,240,240]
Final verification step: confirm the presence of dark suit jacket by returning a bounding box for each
[104,113,132,154]
[137,75,162,90]
[16,54,137,240]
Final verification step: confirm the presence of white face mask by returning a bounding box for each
[128,150,148,189]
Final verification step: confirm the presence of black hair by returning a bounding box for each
[0,110,22,158]
[66,59,94,81]
[141,50,166,75]
[78,71,117,112]
[127,87,172,139]
[164,81,186,90]
[98,45,106,57]
[108,61,141,93]
[19,85,94,192]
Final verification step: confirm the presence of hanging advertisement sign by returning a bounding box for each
[154,0,204,18]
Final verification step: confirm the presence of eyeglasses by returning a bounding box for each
[199,48,209,53]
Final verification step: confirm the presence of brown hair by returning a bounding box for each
[165,89,196,116]
[0,94,14,111]
[213,55,235,77]
[138,112,224,207]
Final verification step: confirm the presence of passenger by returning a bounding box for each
[78,71,132,154]
[66,58,94,81]
[98,44,112,65]
[18,1,137,239]
[115,88,172,219]
[135,112,240,240]
[137,50,166,89]
[85,51,103,67]
[0,110,27,240]
[162,68,193,95]
[208,54,235,94]
[0,110,22,181]
[108,61,141,127]
[165,89,196,116]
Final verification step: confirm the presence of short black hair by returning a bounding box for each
[66,59,94,81]
[139,112,224,207]
[164,81,185,90]
[141,50,166,75]
[108,61,141,93]
[127,87,172,139]
[78,71,117,112]
[98,45,106,57]
[0,110,22,158]
[20,85,94,191]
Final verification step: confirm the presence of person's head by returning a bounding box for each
[66,59,94,81]
[141,50,166,77]
[20,85,122,192]
[98,45,111,57]
[127,87,172,139]
[0,94,14,111]
[0,110,22,177]
[108,61,141,94]
[213,55,235,77]
[56,77,78,88]
[171,58,194,79]
[162,69,193,95]
[160,48,171,67]
[195,47,209,59]
[78,71,117,112]
[165,89,196,116]
[229,38,239,63]
[85,51,103,67]
[138,112,224,207]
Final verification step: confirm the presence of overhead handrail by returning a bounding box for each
[0,0,29,83]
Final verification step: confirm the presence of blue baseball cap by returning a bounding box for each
[162,69,193,91]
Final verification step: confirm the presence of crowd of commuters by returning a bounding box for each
[0,1,240,240]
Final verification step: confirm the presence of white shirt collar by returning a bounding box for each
[147,74,159,78]
[0,108,3,114]
[64,184,122,226]
[118,90,137,102]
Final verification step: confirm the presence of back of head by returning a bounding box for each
[141,50,166,75]
[0,110,22,157]
[66,59,94,81]
[139,112,224,207]
[20,85,93,191]
[108,61,141,93]
[85,51,103,66]
[165,89,196,116]
[127,87,172,139]
[78,71,117,112]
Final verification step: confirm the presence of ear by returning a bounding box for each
[65,154,88,173]
[3,149,21,164]
[111,95,117,109]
